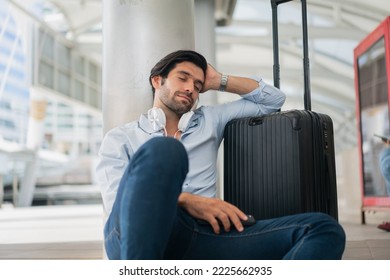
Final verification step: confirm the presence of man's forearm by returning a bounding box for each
[203,64,259,95]
[203,64,285,111]
[221,75,260,95]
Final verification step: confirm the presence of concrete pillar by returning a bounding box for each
[195,0,218,106]
[102,0,195,134]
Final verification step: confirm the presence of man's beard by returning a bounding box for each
[160,90,193,115]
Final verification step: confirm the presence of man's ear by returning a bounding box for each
[151,75,162,90]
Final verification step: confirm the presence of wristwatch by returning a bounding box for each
[219,74,229,92]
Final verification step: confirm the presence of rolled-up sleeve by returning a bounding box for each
[240,77,286,114]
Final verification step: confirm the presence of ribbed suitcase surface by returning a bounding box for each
[223,0,338,221]
[223,110,338,220]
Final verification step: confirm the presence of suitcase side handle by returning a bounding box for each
[249,116,264,126]
[249,112,303,130]
[271,0,311,111]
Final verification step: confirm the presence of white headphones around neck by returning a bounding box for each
[147,107,194,135]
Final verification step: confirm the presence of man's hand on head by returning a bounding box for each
[201,64,222,93]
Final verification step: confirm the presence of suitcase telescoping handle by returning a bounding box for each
[271,0,311,111]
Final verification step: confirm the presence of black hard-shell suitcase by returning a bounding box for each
[223,0,338,221]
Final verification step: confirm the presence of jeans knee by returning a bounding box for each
[142,137,187,165]
[132,137,189,175]
[312,212,346,244]
[290,212,346,259]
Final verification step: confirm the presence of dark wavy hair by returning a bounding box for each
[149,50,207,94]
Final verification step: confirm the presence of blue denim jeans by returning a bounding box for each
[104,137,346,260]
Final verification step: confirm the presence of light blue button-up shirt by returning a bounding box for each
[96,78,286,215]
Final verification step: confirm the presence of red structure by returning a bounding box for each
[354,16,390,223]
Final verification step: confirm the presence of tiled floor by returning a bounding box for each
[0,204,104,260]
[342,223,390,260]
[0,203,389,260]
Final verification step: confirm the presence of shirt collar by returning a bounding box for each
[138,108,202,134]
